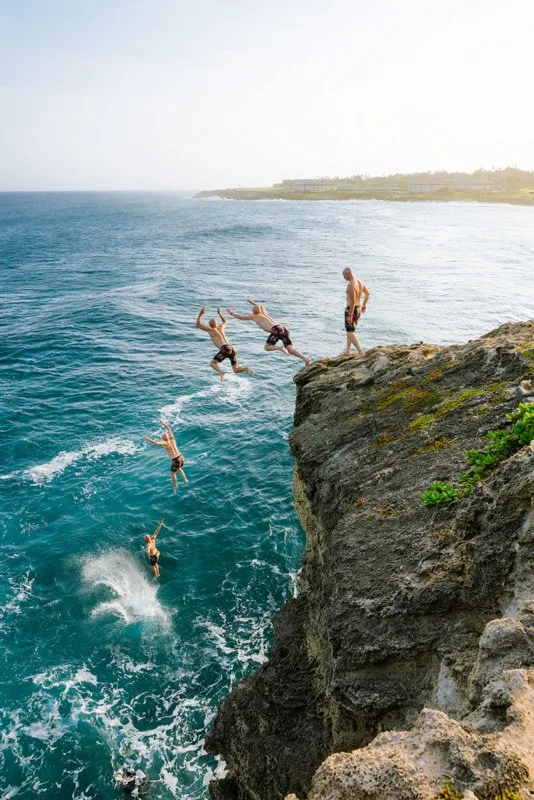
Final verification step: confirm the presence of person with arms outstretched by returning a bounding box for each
[144,419,188,493]
[227,298,311,366]
[342,268,369,358]
[144,518,164,578]
[196,306,254,382]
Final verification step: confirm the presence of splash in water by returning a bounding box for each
[82,550,169,626]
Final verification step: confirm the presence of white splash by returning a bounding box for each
[82,550,169,626]
[159,376,253,428]
[26,437,139,485]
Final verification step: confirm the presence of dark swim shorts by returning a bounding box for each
[170,454,185,473]
[213,344,237,365]
[266,324,293,347]
[149,553,159,566]
[344,306,361,332]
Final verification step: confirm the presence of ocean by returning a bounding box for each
[1,192,533,799]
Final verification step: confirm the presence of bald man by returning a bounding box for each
[227,298,311,366]
[342,268,369,357]
[196,306,254,382]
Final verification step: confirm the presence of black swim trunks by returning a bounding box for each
[171,454,185,473]
[344,306,361,332]
[213,344,237,365]
[149,553,159,566]
[266,324,293,347]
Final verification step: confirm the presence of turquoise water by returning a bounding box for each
[1,193,533,799]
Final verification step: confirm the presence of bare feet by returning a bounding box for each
[304,358,311,367]
[219,373,225,383]
[245,367,255,376]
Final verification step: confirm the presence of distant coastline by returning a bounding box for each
[196,167,534,206]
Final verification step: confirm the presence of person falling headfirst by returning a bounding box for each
[342,268,370,358]
[227,298,311,367]
[144,418,188,493]
[196,306,254,382]
[144,518,164,578]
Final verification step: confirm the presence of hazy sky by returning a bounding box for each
[1,0,533,190]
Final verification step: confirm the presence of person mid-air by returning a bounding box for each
[144,419,188,493]
[227,298,311,367]
[196,306,254,382]
[144,518,164,578]
[342,268,369,358]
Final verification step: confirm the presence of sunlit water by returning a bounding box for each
[1,193,533,799]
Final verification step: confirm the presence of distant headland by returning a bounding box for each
[196,167,534,206]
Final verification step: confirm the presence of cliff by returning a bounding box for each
[206,321,534,800]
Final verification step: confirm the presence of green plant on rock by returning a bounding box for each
[508,402,534,446]
[459,429,516,494]
[433,779,463,800]
[422,481,458,507]
[492,790,522,800]
[422,401,534,506]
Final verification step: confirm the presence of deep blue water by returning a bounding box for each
[1,193,533,799]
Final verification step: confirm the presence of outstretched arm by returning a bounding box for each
[159,418,176,442]
[196,307,210,332]
[360,282,370,312]
[144,436,164,446]
[153,519,164,539]
[227,307,254,321]
[217,307,227,325]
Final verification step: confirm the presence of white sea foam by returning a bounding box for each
[0,572,34,620]
[26,437,139,485]
[82,550,169,626]
[160,376,253,428]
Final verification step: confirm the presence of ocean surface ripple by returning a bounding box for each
[1,192,533,799]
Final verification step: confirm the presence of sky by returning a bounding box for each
[0,0,533,190]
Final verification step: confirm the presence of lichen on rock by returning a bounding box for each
[205,321,534,800]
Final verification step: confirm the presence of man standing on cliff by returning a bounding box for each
[342,268,369,358]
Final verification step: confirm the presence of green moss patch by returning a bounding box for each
[416,435,452,454]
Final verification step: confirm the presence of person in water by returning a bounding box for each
[342,268,370,358]
[144,419,188,493]
[144,518,164,578]
[195,306,254,382]
[227,298,311,366]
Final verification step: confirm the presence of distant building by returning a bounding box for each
[409,182,495,193]
[291,180,337,193]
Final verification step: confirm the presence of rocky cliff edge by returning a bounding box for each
[206,321,534,800]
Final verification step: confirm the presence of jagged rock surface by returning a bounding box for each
[206,321,534,800]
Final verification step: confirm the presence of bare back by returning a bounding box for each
[162,438,180,459]
[251,310,277,333]
[145,536,158,557]
[207,325,229,349]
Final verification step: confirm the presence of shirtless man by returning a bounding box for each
[342,268,370,357]
[227,298,311,366]
[144,518,164,578]
[196,306,254,382]
[144,419,188,493]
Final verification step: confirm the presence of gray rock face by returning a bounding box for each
[206,321,534,800]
